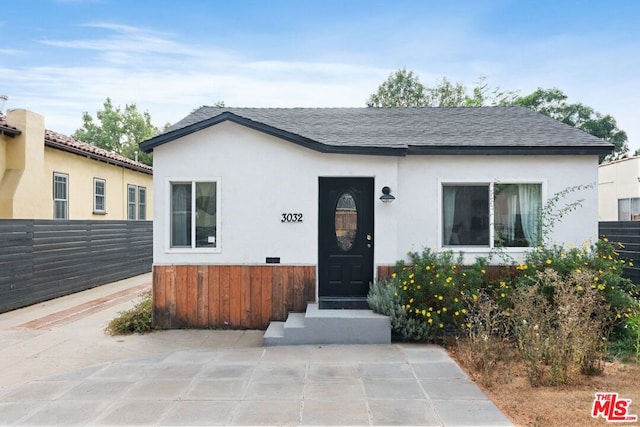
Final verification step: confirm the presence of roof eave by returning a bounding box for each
[45,139,153,175]
[407,145,614,156]
[0,125,21,138]
[139,112,408,156]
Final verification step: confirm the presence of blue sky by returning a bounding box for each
[2,0,639,150]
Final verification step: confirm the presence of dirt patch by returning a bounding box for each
[449,350,640,427]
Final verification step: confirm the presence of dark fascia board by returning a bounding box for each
[0,125,21,138]
[407,144,614,156]
[139,112,407,156]
[45,140,153,175]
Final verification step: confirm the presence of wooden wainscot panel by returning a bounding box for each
[378,264,518,283]
[377,265,396,282]
[152,265,316,329]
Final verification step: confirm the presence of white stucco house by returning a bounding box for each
[139,106,612,330]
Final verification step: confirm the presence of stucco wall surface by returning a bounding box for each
[152,121,600,267]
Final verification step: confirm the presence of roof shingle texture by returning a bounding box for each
[164,106,610,149]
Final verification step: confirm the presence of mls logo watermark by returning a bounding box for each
[592,392,638,422]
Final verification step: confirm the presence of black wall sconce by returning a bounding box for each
[379,186,395,203]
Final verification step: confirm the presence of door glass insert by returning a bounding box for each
[335,192,357,251]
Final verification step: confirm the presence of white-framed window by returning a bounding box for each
[442,182,542,248]
[138,186,147,220]
[127,185,137,220]
[169,179,220,250]
[53,172,68,220]
[94,178,106,213]
[618,198,640,221]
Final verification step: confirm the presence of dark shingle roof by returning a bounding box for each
[140,107,613,156]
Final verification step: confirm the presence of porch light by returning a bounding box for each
[379,186,395,203]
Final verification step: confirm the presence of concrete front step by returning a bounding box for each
[263,303,390,346]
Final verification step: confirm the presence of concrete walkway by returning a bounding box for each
[0,273,513,426]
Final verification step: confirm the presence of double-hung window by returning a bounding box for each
[127,185,137,220]
[443,182,542,248]
[53,173,68,220]
[94,178,106,213]
[138,187,147,220]
[170,180,219,250]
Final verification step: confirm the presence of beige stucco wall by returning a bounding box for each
[598,157,640,220]
[0,109,46,218]
[0,108,153,220]
[44,147,153,220]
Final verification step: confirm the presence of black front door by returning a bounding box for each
[318,177,374,299]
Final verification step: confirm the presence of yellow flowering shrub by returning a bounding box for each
[391,248,486,340]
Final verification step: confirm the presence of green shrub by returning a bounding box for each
[609,313,640,364]
[105,291,155,335]
[368,279,432,341]
[515,239,640,339]
[368,248,486,341]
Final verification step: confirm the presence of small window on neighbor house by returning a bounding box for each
[171,181,218,249]
[127,185,137,220]
[53,173,68,220]
[138,187,147,220]
[618,198,640,221]
[94,178,106,213]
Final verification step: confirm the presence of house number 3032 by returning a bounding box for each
[281,213,303,223]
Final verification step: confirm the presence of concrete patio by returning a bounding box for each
[0,273,513,426]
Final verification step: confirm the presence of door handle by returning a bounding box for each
[367,233,372,248]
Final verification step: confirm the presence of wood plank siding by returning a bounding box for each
[152,265,316,329]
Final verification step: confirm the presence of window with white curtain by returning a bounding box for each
[443,182,542,248]
[170,180,219,249]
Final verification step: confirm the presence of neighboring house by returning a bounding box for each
[0,109,152,220]
[140,106,612,330]
[598,156,640,221]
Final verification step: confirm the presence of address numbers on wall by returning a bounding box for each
[281,213,303,223]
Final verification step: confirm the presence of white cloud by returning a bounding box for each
[4,19,639,153]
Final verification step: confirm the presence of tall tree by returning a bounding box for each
[513,88,628,161]
[465,76,519,107]
[368,70,515,108]
[73,98,161,166]
[367,69,427,107]
[424,77,467,107]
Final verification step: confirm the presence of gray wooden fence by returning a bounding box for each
[0,220,152,313]
[599,221,640,284]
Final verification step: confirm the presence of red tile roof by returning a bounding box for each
[44,129,152,174]
[0,115,152,175]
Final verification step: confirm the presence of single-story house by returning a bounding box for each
[598,156,640,221]
[1,109,152,220]
[140,106,612,331]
